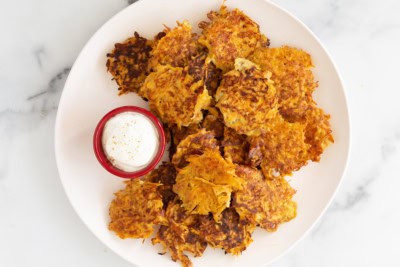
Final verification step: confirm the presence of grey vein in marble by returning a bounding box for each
[27,67,71,101]
[0,67,71,183]
[330,171,377,212]
[308,123,400,242]
[33,46,45,69]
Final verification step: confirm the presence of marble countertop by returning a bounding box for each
[1,0,399,266]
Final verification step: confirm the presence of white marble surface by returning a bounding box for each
[1,0,399,266]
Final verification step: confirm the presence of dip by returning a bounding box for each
[101,112,159,172]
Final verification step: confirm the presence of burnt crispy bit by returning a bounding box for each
[201,107,224,139]
[173,150,243,221]
[169,124,202,160]
[195,208,255,255]
[222,127,249,165]
[152,201,207,267]
[247,115,310,179]
[232,166,297,232]
[145,162,177,208]
[188,52,223,96]
[304,106,334,161]
[199,5,267,73]
[140,65,211,127]
[249,46,317,122]
[106,32,152,94]
[172,129,219,168]
[188,52,206,82]
[109,180,166,239]
[150,20,203,68]
[215,58,278,136]
[204,61,222,96]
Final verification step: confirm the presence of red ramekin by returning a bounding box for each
[93,106,166,179]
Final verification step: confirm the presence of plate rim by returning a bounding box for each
[54,0,351,266]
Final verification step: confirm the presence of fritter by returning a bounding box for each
[150,20,202,68]
[140,64,211,127]
[145,162,177,208]
[232,166,297,232]
[247,115,310,179]
[222,127,248,165]
[195,208,255,255]
[172,129,219,168]
[108,180,166,239]
[173,150,243,221]
[249,46,317,122]
[304,105,334,161]
[199,5,268,72]
[106,32,153,94]
[215,58,278,136]
[152,201,207,267]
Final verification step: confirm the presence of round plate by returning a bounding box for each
[55,0,350,266]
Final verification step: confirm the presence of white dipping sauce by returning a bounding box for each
[102,112,159,172]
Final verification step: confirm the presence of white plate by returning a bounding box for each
[55,0,350,266]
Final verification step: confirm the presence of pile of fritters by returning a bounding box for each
[107,5,333,267]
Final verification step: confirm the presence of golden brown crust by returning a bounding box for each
[172,129,219,168]
[140,65,211,127]
[169,124,202,160]
[304,106,334,161]
[199,6,267,72]
[222,127,249,165]
[108,180,166,239]
[150,21,203,68]
[106,32,153,94]
[232,166,297,232]
[249,46,317,122]
[173,150,243,221]
[152,201,207,267]
[247,115,310,178]
[195,208,255,255]
[215,58,278,136]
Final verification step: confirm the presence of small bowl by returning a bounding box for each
[93,106,166,179]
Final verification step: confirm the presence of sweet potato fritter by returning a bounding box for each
[106,32,153,94]
[222,127,248,165]
[199,5,268,72]
[152,201,207,267]
[232,166,297,232]
[150,20,202,68]
[109,180,166,239]
[215,58,277,136]
[249,46,317,122]
[140,65,211,127]
[173,150,243,221]
[195,208,255,255]
[172,129,219,168]
[248,115,310,179]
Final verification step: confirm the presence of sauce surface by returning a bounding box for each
[102,112,159,172]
